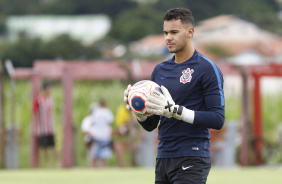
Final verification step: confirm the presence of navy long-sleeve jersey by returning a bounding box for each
[138,50,225,158]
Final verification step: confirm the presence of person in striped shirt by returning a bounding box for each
[33,81,59,167]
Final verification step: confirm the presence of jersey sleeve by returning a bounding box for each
[138,115,159,132]
[33,97,39,114]
[193,63,225,130]
[151,64,159,82]
[81,116,91,132]
[136,65,160,132]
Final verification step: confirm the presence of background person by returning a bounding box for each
[115,103,145,167]
[81,102,98,166]
[90,99,114,167]
[33,81,60,167]
[116,104,131,136]
[114,103,131,167]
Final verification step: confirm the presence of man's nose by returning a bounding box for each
[165,33,172,41]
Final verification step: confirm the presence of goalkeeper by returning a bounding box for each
[124,8,225,184]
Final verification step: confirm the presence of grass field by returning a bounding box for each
[0,167,282,184]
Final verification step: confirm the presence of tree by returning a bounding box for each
[0,0,39,15]
[0,33,101,68]
[108,5,164,43]
[0,0,137,17]
[153,0,282,33]
[71,0,137,18]
[0,33,44,67]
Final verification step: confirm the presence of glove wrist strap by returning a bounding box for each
[173,106,183,115]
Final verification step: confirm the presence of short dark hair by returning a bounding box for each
[163,8,195,27]
[42,80,51,90]
[99,99,107,106]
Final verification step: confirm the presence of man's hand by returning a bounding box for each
[123,84,132,110]
[146,86,176,118]
[146,86,193,123]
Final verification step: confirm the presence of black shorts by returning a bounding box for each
[155,157,211,184]
[37,134,55,148]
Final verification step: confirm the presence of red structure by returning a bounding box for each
[11,60,282,167]
[11,60,160,167]
[239,64,282,165]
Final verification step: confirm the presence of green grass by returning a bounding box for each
[0,167,282,184]
[209,167,282,184]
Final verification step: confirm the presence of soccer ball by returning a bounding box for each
[128,80,161,117]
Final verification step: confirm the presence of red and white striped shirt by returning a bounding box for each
[33,95,54,135]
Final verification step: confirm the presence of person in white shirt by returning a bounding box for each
[81,102,98,166]
[88,100,114,167]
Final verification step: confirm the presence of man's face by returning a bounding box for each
[163,19,193,53]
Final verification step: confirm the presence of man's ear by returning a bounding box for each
[188,27,194,38]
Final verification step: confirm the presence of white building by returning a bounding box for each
[194,15,277,44]
[6,15,111,45]
[130,34,167,56]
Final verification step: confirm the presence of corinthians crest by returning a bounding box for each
[180,68,194,84]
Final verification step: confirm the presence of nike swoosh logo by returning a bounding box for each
[161,76,166,79]
[182,166,194,170]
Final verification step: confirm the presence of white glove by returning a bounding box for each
[123,84,132,111]
[146,86,175,118]
[123,84,147,121]
[146,86,194,123]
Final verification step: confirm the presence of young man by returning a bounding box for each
[33,81,59,167]
[124,8,225,184]
[89,100,114,167]
[81,102,98,166]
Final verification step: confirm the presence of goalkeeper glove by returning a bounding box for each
[146,86,194,124]
[123,84,132,111]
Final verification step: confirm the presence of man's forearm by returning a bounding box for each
[137,115,159,132]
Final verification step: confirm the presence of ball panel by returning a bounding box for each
[154,87,162,94]
[131,96,145,111]
[134,80,148,86]
[130,80,152,91]
[143,112,154,117]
